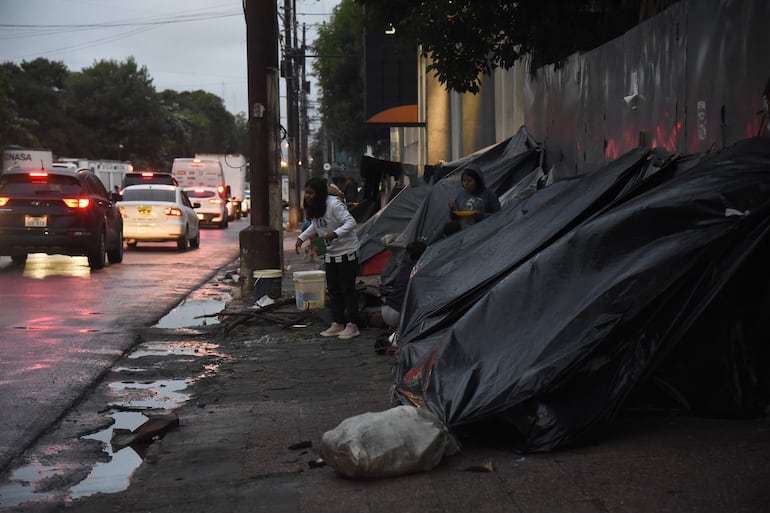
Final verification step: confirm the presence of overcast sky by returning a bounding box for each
[0,0,338,117]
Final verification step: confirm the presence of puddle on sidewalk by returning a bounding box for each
[108,379,191,410]
[70,411,148,500]
[0,411,147,507]
[153,296,230,329]
[0,338,227,508]
[127,340,227,359]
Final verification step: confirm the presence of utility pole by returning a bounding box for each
[284,0,301,231]
[240,0,280,297]
[299,24,309,180]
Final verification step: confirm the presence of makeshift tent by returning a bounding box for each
[394,138,770,452]
[379,127,542,285]
[356,184,432,275]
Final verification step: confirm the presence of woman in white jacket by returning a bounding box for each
[295,177,361,339]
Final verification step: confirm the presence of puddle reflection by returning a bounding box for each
[0,412,148,507]
[153,298,229,328]
[70,411,147,500]
[0,336,228,507]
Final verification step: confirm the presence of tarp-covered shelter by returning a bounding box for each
[375,127,542,284]
[394,137,770,452]
[356,184,432,275]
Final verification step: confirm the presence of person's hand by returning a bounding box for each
[449,199,457,210]
[295,238,303,254]
[324,231,337,243]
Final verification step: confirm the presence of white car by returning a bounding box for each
[118,185,200,250]
[184,187,229,228]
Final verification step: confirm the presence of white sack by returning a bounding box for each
[318,405,457,479]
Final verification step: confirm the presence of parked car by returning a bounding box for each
[183,186,229,228]
[0,166,124,269]
[120,171,178,191]
[117,185,200,250]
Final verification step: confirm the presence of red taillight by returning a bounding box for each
[63,198,90,208]
[164,207,182,216]
[141,172,154,177]
[29,171,48,178]
[0,197,9,207]
[217,185,225,195]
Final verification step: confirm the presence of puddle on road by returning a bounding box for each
[0,338,227,508]
[153,297,229,329]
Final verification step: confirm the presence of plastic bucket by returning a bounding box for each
[253,269,283,299]
[293,270,326,310]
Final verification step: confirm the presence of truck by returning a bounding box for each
[195,153,247,219]
[2,146,53,172]
[54,158,132,191]
[171,157,226,195]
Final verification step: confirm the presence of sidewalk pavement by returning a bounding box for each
[62,229,769,513]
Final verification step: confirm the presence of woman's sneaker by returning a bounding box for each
[320,322,345,337]
[338,323,360,340]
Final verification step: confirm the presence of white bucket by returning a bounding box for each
[293,270,326,310]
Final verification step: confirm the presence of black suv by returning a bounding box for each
[0,167,124,269]
[121,171,178,190]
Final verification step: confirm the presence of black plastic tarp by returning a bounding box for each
[394,137,770,452]
[356,184,432,265]
[378,127,542,285]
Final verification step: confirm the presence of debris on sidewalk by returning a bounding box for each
[111,413,180,450]
[318,405,459,479]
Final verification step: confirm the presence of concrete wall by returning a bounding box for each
[524,0,770,177]
[418,0,769,179]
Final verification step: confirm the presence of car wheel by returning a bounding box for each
[107,228,124,264]
[189,230,200,249]
[88,230,107,269]
[10,254,27,264]
[177,229,189,250]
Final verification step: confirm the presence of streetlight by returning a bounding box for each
[118,144,124,161]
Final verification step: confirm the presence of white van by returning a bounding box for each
[171,158,227,198]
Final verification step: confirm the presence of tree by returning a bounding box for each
[64,57,166,167]
[0,65,39,149]
[2,59,70,153]
[311,0,366,161]
[359,0,644,94]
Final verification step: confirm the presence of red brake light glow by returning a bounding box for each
[29,171,48,178]
[141,172,154,177]
[164,207,183,216]
[63,198,91,208]
[217,185,225,194]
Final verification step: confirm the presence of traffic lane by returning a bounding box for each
[0,221,243,472]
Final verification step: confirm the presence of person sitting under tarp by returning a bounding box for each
[444,164,501,235]
[376,240,427,354]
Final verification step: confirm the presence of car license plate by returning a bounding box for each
[25,215,47,227]
[138,207,152,215]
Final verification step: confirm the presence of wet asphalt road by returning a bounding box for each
[0,219,244,473]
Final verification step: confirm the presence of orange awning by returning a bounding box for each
[367,104,418,124]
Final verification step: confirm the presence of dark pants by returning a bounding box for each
[325,258,360,326]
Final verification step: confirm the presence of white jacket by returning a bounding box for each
[298,196,359,258]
